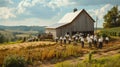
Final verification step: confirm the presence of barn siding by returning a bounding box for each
[55,11,94,37]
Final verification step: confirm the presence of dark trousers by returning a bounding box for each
[89,42,92,48]
[68,40,71,44]
[94,41,97,48]
[81,41,84,48]
[64,40,66,44]
[55,39,58,42]
[98,42,103,49]
[105,40,108,44]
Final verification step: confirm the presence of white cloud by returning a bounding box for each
[1,18,56,26]
[87,4,113,27]
[32,0,46,6]
[17,0,75,14]
[17,0,31,14]
[17,0,46,14]
[96,4,112,19]
[8,0,14,4]
[118,6,120,11]
[88,4,113,20]
[47,0,75,9]
[0,7,16,19]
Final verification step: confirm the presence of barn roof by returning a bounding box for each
[46,9,94,29]
[45,23,69,29]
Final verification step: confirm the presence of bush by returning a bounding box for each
[2,55,26,67]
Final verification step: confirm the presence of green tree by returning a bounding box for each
[103,5,120,28]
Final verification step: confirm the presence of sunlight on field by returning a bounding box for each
[0,41,55,50]
[0,39,120,67]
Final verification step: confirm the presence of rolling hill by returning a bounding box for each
[0,25,46,33]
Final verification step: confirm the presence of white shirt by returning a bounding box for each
[65,34,69,38]
[87,37,92,43]
[98,38,103,42]
[60,37,63,40]
[69,38,72,41]
[63,37,66,40]
[94,37,97,41]
[81,37,84,42]
[72,35,75,39]
[90,35,93,39]
[105,37,109,41]
[75,37,78,40]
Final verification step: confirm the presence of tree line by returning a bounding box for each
[103,5,120,28]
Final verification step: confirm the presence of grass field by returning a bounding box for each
[0,27,120,67]
[55,54,120,67]
[100,27,120,37]
[101,27,120,32]
[0,37,120,67]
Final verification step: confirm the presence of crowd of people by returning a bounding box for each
[55,33,110,49]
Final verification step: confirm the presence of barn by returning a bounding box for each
[46,9,95,38]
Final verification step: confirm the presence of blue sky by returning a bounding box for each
[0,0,120,27]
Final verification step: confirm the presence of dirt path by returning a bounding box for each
[41,49,120,67]
[41,42,120,67]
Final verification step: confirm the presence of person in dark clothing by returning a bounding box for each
[93,35,98,48]
[63,37,67,44]
[87,36,92,48]
[81,37,84,48]
[98,36,103,49]
[59,36,63,44]
[68,37,72,44]
[105,36,109,44]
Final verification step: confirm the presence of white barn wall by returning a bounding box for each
[55,10,94,37]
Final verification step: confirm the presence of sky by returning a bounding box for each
[0,0,120,27]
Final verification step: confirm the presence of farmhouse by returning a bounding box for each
[46,9,95,38]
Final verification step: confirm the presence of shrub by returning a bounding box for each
[88,51,92,62]
[2,55,26,67]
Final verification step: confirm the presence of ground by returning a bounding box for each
[0,38,120,67]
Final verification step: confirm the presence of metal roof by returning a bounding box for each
[46,23,69,29]
[58,10,81,23]
[46,10,82,29]
[46,9,95,29]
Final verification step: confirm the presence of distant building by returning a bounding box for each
[46,9,95,38]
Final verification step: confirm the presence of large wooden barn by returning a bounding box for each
[46,9,95,38]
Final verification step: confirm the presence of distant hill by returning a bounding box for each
[0,25,46,34]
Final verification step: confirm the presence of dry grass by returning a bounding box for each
[0,39,120,66]
[0,41,86,66]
